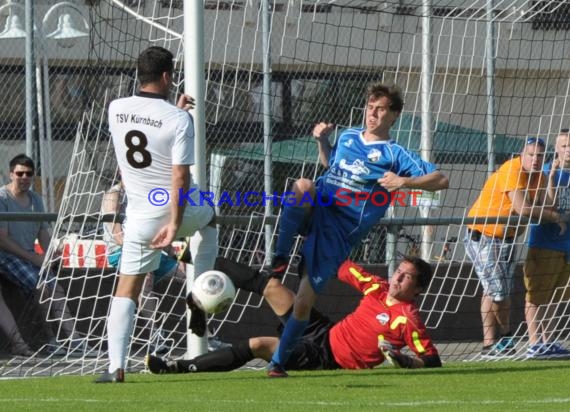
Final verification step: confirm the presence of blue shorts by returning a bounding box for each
[301,205,352,294]
[107,249,178,285]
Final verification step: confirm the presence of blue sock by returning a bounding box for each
[275,206,307,258]
[271,315,308,366]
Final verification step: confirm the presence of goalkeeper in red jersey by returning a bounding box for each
[146,256,441,374]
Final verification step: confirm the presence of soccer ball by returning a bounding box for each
[191,270,236,314]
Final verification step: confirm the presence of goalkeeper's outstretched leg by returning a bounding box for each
[212,257,331,331]
[212,256,296,320]
[163,257,442,377]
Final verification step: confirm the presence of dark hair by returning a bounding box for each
[366,82,404,113]
[137,46,174,85]
[9,154,35,172]
[401,255,433,291]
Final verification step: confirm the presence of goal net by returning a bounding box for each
[2,0,570,377]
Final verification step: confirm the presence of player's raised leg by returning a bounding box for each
[272,178,315,273]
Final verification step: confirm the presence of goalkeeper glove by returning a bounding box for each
[379,340,414,369]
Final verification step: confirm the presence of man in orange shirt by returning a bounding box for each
[465,137,566,357]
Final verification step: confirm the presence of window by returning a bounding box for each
[204,1,244,11]
[301,4,333,14]
[531,0,570,30]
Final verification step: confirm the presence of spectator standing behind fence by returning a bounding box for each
[265,83,449,377]
[0,154,89,356]
[146,256,441,374]
[524,130,570,359]
[465,137,566,358]
[95,46,218,383]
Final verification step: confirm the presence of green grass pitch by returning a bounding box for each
[1,361,569,411]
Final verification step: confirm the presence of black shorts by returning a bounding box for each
[284,311,341,371]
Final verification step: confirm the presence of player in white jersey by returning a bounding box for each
[96,46,217,383]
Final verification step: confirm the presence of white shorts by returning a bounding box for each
[120,204,214,275]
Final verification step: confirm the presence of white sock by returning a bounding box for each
[107,296,136,372]
[190,225,218,277]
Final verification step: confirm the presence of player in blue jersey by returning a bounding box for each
[267,82,449,377]
[524,129,570,358]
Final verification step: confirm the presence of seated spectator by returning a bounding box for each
[0,154,89,355]
[102,177,183,286]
